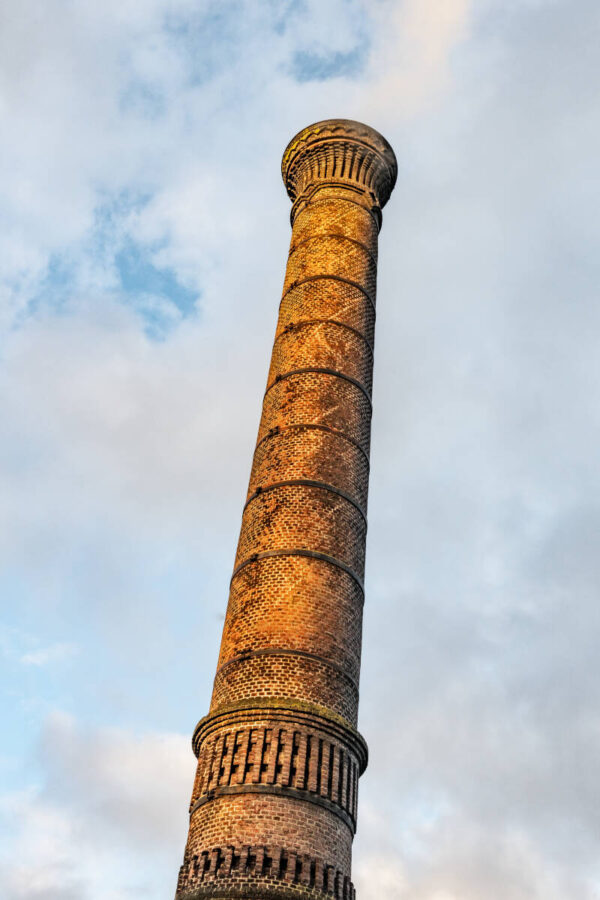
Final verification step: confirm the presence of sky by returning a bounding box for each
[1,0,599,897]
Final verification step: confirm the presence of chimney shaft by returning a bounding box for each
[176,119,397,899]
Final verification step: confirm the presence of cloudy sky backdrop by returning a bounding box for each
[1,0,599,897]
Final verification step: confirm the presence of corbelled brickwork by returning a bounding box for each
[176,119,397,899]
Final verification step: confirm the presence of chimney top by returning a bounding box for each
[282,119,397,225]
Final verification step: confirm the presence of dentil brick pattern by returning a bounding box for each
[175,120,397,900]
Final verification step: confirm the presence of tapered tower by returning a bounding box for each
[176,119,397,899]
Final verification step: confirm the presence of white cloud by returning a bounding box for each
[360,0,473,118]
[20,643,77,667]
[0,713,194,900]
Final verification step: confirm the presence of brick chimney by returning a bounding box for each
[176,118,397,900]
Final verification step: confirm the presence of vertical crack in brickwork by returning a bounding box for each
[175,119,397,899]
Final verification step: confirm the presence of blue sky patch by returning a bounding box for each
[290,41,368,82]
[164,2,244,87]
[116,242,199,336]
[119,81,166,120]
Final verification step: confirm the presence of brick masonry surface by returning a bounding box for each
[176,119,397,899]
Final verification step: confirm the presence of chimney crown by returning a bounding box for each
[282,118,397,226]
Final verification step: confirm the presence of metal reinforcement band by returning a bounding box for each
[215,647,360,692]
[243,479,367,524]
[230,549,365,594]
[275,318,374,356]
[265,367,372,406]
[189,784,356,835]
[280,274,377,315]
[253,423,371,465]
[288,232,377,268]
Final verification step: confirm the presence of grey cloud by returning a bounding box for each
[0,714,193,900]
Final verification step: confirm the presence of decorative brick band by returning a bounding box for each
[189,707,365,835]
[177,842,355,900]
[192,703,368,770]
